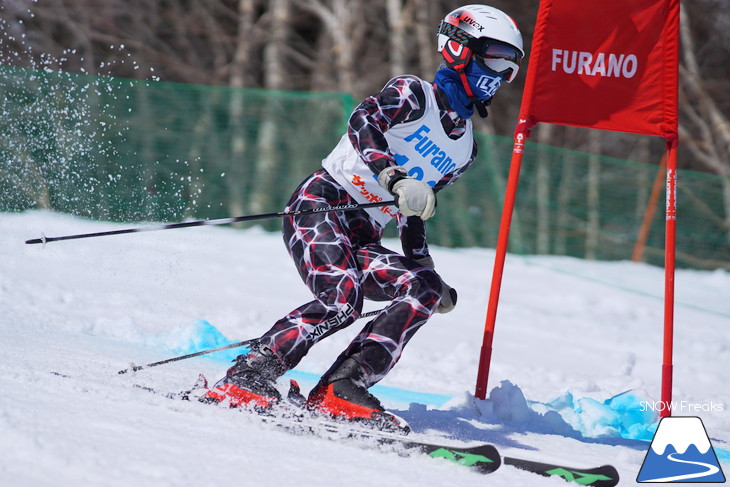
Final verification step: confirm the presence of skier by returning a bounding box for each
[202,4,524,429]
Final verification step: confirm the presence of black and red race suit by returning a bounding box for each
[259,75,478,387]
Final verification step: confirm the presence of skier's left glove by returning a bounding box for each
[378,167,436,220]
[415,256,457,314]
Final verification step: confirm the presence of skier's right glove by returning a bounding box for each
[378,167,436,221]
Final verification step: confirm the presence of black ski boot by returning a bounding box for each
[307,357,410,434]
[201,341,286,409]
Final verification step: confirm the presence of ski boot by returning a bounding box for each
[201,341,286,411]
[307,357,410,434]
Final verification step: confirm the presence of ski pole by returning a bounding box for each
[117,308,385,374]
[26,200,397,245]
[118,339,256,374]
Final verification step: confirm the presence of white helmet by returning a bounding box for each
[437,4,524,83]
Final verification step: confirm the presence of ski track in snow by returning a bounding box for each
[1,211,728,486]
[644,453,721,482]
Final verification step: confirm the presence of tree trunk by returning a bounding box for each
[722,178,730,245]
[296,0,356,94]
[678,3,730,247]
[678,3,730,178]
[585,131,601,260]
[263,0,288,91]
[250,0,289,215]
[554,136,575,256]
[227,0,256,219]
[482,131,526,253]
[386,0,406,77]
[633,137,652,222]
[414,0,437,78]
[536,124,554,254]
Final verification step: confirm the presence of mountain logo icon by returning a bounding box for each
[637,416,726,483]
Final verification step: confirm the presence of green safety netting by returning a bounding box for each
[2,66,728,270]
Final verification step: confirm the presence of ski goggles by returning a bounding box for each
[474,42,522,83]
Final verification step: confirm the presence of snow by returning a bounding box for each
[650,417,712,455]
[1,210,728,486]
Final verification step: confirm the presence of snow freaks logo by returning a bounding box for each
[637,416,726,483]
[640,400,724,414]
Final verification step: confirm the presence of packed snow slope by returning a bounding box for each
[1,210,728,486]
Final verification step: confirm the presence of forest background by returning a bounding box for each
[1,0,729,269]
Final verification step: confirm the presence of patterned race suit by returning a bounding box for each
[258,75,478,388]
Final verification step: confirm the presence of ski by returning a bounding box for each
[131,376,502,474]
[52,371,621,484]
[271,413,619,485]
[261,410,501,474]
[383,441,501,475]
[128,375,619,484]
[504,456,619,486]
